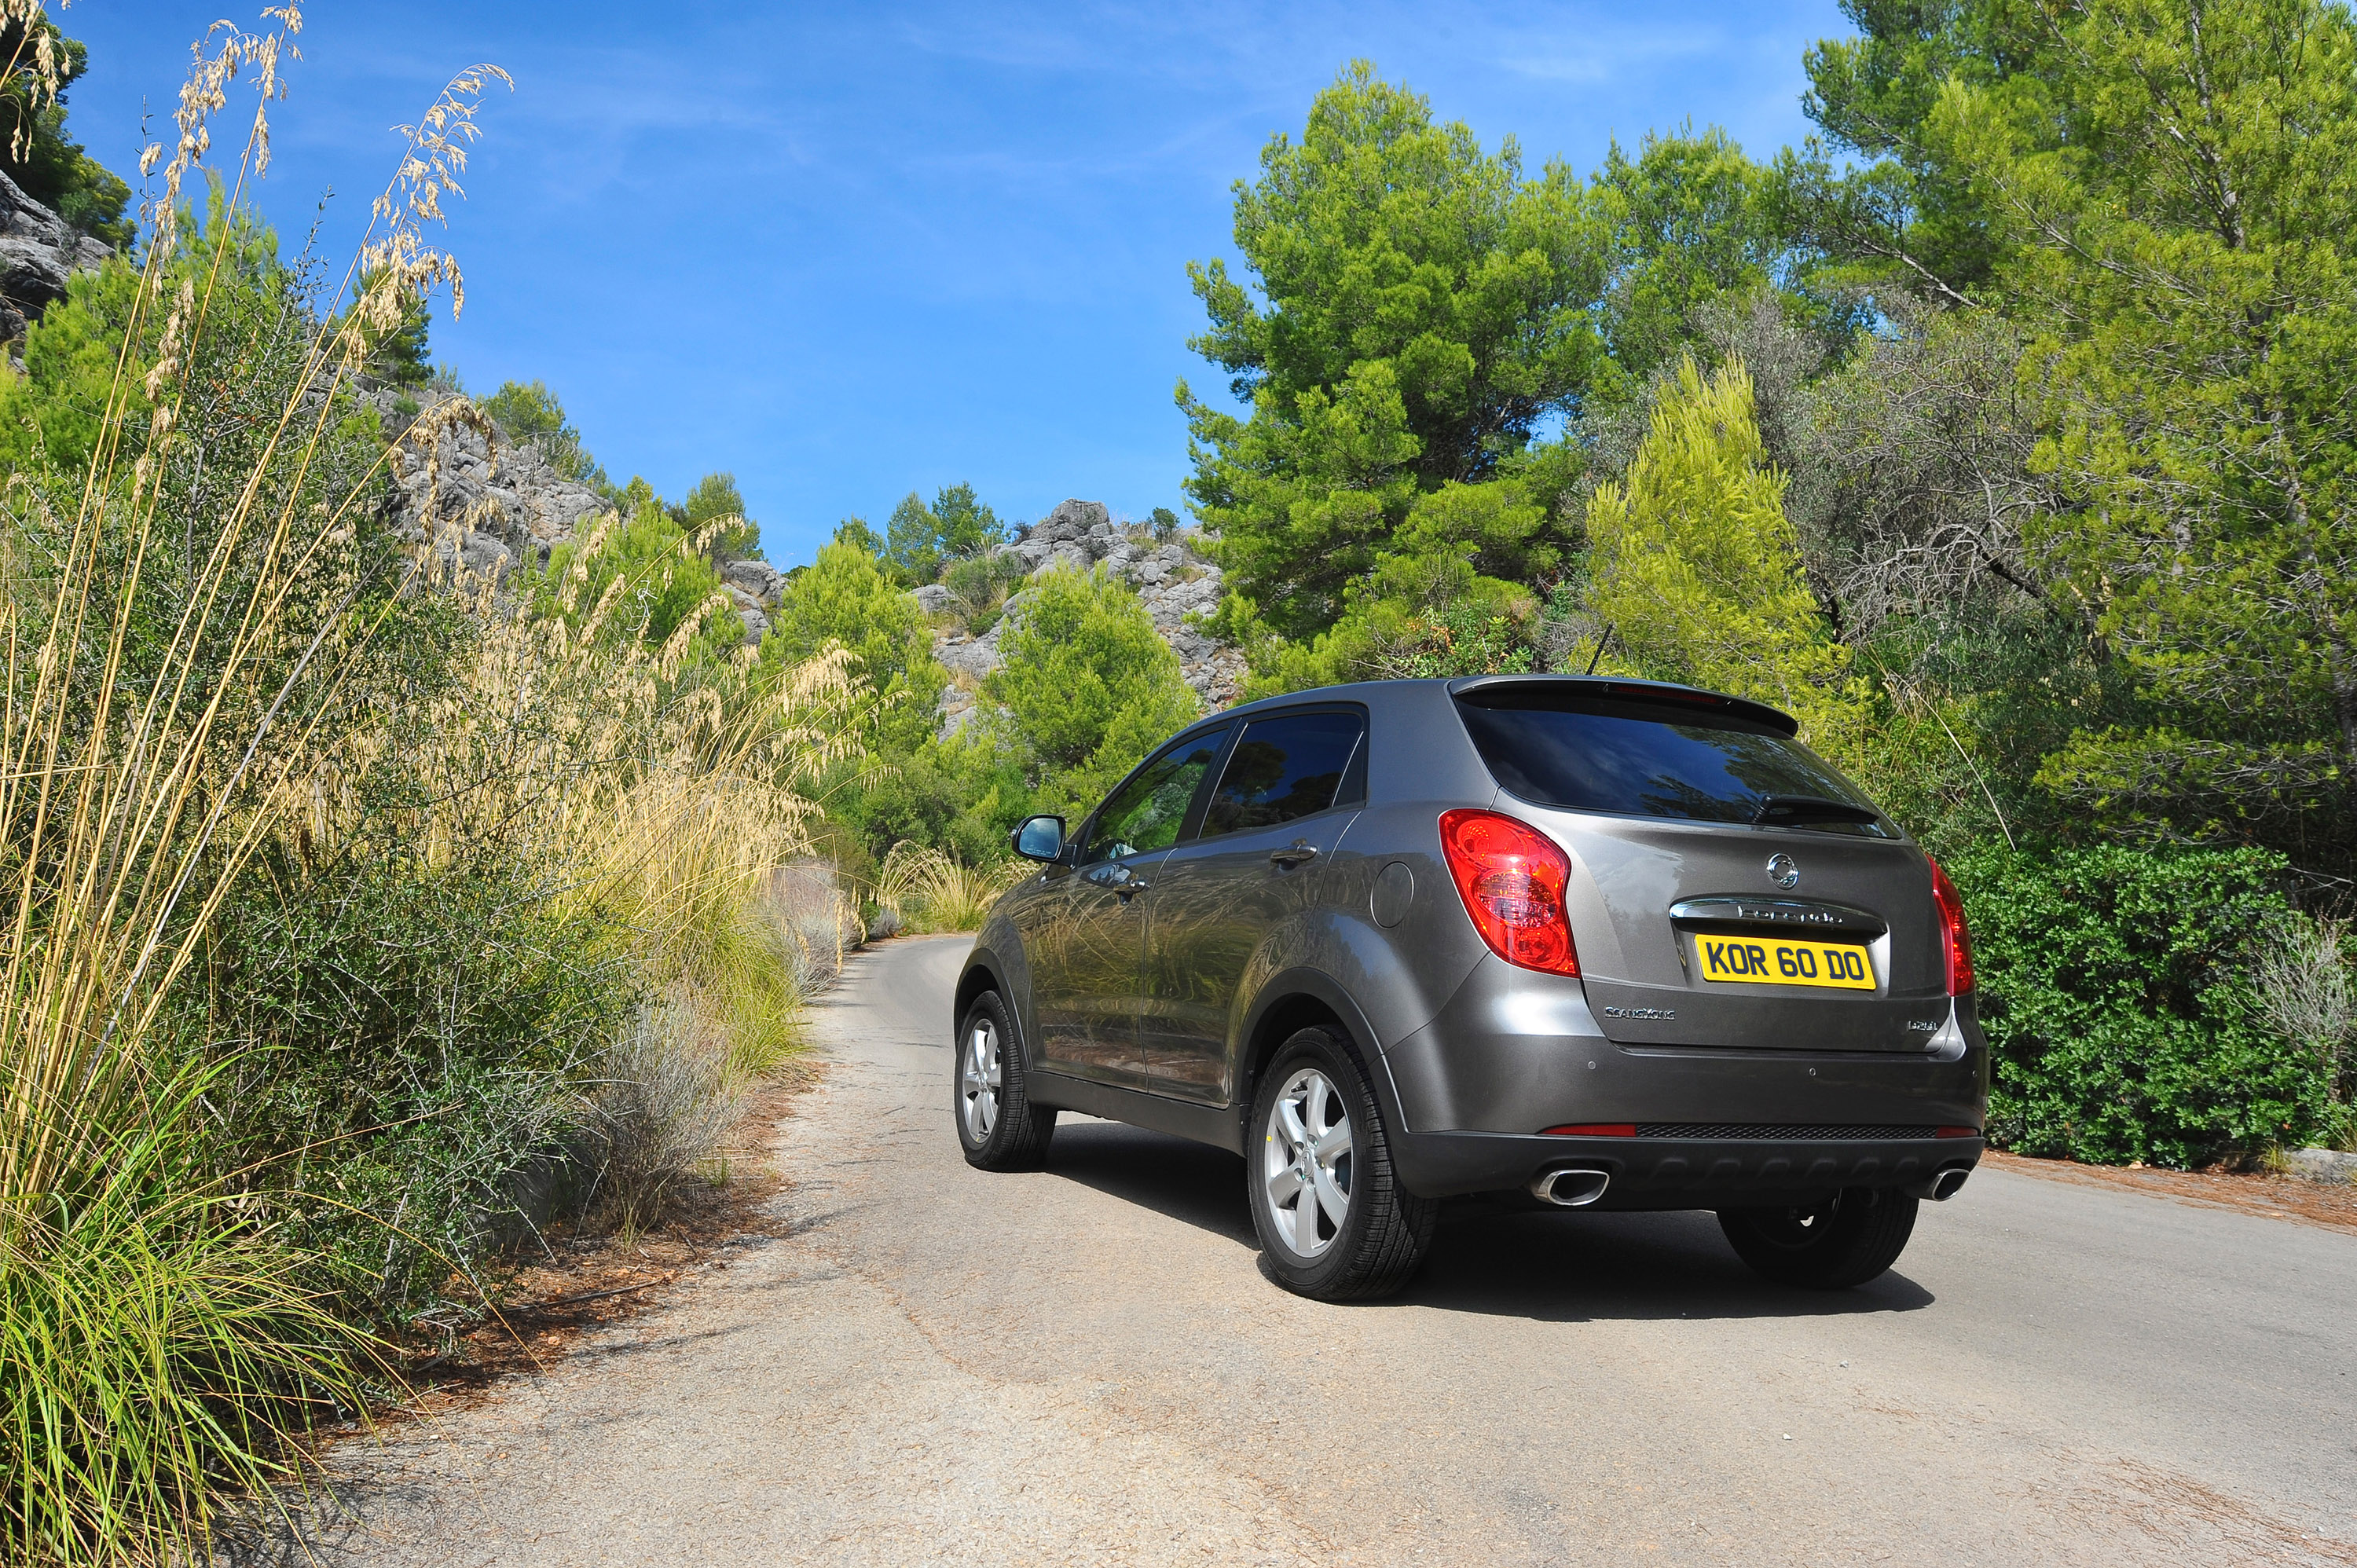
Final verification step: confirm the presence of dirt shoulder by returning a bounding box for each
[384,1060,821,1420]
[1985,1149,2357,1237]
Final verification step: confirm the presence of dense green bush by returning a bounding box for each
[482,376,607,485]
[761,537,944,750]
[1951,845,2333,1167]
[192,857,639,1317]
[983,563,1199,812]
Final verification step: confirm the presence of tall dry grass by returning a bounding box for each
[874,841,1027,933]
[350,554,867,1233]
[0,10,477,1559]
[0,6,854,1560]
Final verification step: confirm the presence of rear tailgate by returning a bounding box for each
[1549,811,1949,1052]
[1448,676,1953,1053]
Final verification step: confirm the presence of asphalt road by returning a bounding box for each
[323,934,2357,1566]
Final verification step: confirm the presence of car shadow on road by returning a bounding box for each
[1045,1118,1935,1323]
[1398,1205,1935,1321]
[1047,1118,1259,1244]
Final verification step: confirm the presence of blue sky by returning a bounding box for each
[62,2,1850,566]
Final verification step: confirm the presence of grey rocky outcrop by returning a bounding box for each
[376,389,784,645]
[721,560,785,643]
[374,405,1233,682]
[0,167,113,341]
[927,498,1246,735]
[376,387,606,577]
[724,559,785,604]
[724,585,771,643]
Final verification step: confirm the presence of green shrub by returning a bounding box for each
[984,564,1200,815]
[937,548,1027,636]
[192,859,638,1320]
[1951,844,2333,1167]
[761,537,946,753]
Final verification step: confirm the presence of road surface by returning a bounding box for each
[320,933,2357,1566]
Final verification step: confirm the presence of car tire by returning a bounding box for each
[955,991,1056,1171]
[1245,1025,1436,1302]
[1717,1188,1919,1288]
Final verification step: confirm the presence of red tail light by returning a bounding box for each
[1926,855,1975,995]
[1541,1123,1634,1137]
[1438,809,1580,976]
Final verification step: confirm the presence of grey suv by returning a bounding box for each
[951,676,1986,1301]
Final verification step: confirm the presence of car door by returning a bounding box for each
[1028,724,1230,1089]
[1139,707,1367,1104]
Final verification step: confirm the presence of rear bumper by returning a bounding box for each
[1388,1127,1984,1206]
[1370,959,1989,1202]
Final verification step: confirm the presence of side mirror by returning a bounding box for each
[1011,814,1066,863]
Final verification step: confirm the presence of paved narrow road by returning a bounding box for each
[325,935,2357,1566]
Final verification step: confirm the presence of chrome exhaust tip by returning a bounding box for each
[1530,1167,1611,1207]
[1904,1165,1971,1202]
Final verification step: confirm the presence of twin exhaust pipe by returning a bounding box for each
[1529,1167,1611,1207]
[1530,1163,1971,1208]
[1905,1165,1972,1203]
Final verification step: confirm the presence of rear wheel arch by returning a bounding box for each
[1236,972,1386,1119]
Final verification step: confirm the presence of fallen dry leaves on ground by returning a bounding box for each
[1987,1149,2357,1236]
[380,1063,819,1424]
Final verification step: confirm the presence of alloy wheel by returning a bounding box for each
[1262,1067,1354,1257]
[961,1016,1001,1143]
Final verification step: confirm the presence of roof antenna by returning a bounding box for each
[1583,624,1614,676]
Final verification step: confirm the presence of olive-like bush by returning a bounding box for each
[1952,844,2336,1167]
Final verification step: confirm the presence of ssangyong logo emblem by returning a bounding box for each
[1765,852,1800,889]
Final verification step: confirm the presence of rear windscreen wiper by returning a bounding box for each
[1753,794,1882,829]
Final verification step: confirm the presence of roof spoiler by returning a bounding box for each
[1446,675,1801,738]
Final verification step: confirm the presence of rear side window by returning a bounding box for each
[1455,695,1891,836]
[1202,710,1365,838]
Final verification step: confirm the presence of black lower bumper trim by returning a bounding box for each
[1391,1130,1984,1207]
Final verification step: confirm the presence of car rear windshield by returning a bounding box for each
[1454,692,1893,836]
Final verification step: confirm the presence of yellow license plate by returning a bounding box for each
[1696,935,1875,990]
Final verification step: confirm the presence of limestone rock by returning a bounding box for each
[2286,1147,2357,1185]
[724,559,785,607]
[380,387,612,577]
[934,618,1006,683]
[0,167,111,339]
[925,501,1244,735]
[724,584,769,645]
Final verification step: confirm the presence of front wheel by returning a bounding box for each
[954,991,1055,1171]
[1245,1026,1435,1301]
[1717,1188,1919,1288]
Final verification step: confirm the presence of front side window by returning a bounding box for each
[1201,710,1365,839]
[1083,726,1230,863]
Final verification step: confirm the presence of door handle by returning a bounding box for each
[1269,842,1319,868]
[1115,880,1149,901]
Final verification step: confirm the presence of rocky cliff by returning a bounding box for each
[376,411,1243,709]
[372,388,608,575]
[929,498,1244,735]
[0,172,1238,705]
[0,167,114,342]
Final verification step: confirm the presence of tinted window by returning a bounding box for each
[1202,711,1365,838]
[1083,727,1230,863]
[1455,697,1890,836]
